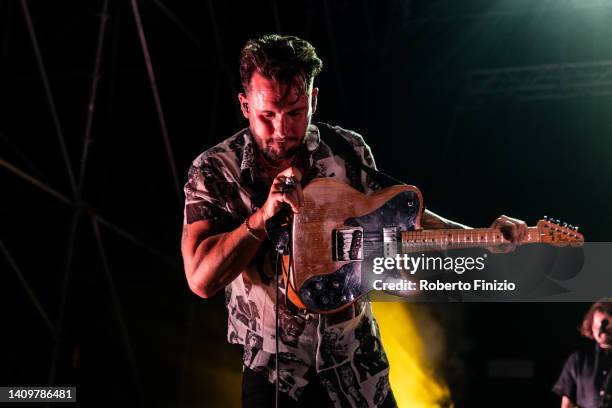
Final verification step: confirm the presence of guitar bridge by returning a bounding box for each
[333,227,364,261]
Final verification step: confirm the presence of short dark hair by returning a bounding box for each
[580,301,612,339]
[239,34,323,96]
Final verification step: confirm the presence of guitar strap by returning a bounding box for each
[314,121,406,188]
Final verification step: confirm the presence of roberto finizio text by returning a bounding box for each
[372,279,516,292]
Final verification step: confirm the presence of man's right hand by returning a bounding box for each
[251,167,304,230]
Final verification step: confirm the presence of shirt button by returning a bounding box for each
[604,370,608,375]
[600,390,605,396]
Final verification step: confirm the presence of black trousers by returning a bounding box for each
[242,366,398,408]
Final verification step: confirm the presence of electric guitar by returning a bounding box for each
[282,178,584,314]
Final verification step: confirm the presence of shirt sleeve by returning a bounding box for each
[183,158,233,225]
[553,352,578,403]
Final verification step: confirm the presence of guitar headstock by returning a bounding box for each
[537,216,584,246]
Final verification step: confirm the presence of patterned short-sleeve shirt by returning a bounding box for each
[184,123,391,407]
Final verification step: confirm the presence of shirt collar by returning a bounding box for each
[304,123,321,152]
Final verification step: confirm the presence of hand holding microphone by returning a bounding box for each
[259,167,304,222]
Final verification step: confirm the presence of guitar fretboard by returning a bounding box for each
[400,227,541,253]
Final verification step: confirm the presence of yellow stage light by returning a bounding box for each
[373,302,452,408]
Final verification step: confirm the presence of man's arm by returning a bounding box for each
[561,396,575,408]
[421,209,471,230]
[553,352,578,408]
[422,209,528,246]
[182,167,304,298]
[351,129,525,239]
[181,213,266,298]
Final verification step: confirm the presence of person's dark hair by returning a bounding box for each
[580,301,612,339]
[239,34,323,97]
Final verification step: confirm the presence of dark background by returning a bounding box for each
[2,0,611,406]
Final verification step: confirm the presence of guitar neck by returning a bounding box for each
[400,226,541,253]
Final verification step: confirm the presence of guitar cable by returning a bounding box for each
[284,252,293,312]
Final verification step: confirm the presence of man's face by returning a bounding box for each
[238,71,318,161]
[592,310,612,348]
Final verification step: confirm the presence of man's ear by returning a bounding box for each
[238,92,249,119]
[311,87,319,115]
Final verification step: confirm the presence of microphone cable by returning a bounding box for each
[274,233,294,408]
[275,251,281,408]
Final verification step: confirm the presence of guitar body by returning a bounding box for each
[281,178,583,314]
[286,178,424,314]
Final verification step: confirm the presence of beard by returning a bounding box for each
[254,135,302,162]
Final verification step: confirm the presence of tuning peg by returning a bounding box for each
[575,226,579,232]
[556,219,561,224]
[569,224,574,230]
[544,215,548,220]
[563,222,568,227]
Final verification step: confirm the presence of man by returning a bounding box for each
[554,301,612,408]
[181,34,527,407]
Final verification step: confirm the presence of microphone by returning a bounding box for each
[600,319,609,337]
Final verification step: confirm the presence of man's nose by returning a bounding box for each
[273,114,290,138]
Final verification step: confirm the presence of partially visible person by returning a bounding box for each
[554,301,612,408]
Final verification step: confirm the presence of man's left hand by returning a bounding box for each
[489,214,528,253]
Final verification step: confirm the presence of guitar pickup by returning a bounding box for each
[382,226,398,258]
[333,227,364,261]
